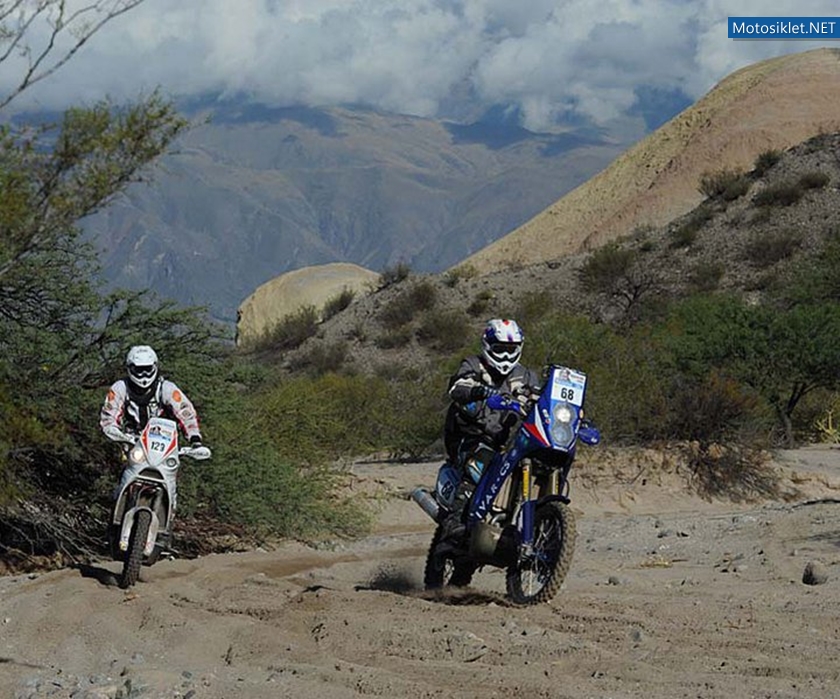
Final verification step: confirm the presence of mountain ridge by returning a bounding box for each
[85,105,628,323]
[461,48,840,273]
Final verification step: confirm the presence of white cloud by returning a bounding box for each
[4,0,840,130]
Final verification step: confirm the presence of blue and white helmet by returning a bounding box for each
[481,319,524,376]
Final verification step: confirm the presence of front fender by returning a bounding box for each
[536,493,571,507]
[119,506,161,557]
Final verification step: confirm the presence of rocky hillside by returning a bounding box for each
[462,48,840,274]
[243,48,840,340]
[268,129,840,376]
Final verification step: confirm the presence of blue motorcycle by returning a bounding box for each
[413,365,600,605]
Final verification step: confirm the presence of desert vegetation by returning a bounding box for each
[5,9,840,576]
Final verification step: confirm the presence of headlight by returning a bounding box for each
[553,403,573,424]
[165,457,178,468]
[550,402,576,446]
[129,445,145,463]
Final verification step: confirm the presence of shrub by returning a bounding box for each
[379,279,438,329]
[698,168,750,201]
[688,443,778,502]
[743,229,802,268]
[799,171,830,190]
[322,288,355,320]
[753,149,782,176]
[264,305,319,351]
[379,373,449,459]
[578,243,636,294]
[443,264,478,287]
[289,341,348,376]
[374,326,413,349]
[752,181,803,207]
[511,290,555,328]
[378,261,411,289]
[467,289,494,317]
[670,206,713,248]
[688,260,725,292]
[416,308,470,351]
[665,371,761,444]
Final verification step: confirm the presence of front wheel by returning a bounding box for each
[506,500,576,605]
[120,510,152,589]
[424,523,477,589]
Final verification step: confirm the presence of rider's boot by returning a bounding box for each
[440,481,472,545]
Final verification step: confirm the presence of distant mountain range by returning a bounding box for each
[83,101,635,323]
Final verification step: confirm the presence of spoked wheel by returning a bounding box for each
[506,500,576,605]
[424,523,477,589]
[120,510,152,589]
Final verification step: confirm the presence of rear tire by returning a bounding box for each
[424,524,477,589]
[120,510,151,589]
[505,500,576,605]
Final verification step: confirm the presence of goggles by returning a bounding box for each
[129,363,157,379]
[488,342,521,358]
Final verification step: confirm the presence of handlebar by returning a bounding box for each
[486,393,526,415]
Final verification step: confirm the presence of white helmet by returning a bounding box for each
[481,319,524,376]
[126,345,159,390]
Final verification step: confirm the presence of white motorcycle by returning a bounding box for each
[109,416,210,588]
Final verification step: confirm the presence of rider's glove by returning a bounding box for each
[469,384,499,401]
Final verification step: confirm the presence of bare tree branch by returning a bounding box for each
[0,0,147,111]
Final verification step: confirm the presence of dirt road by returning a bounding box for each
[2,446,840,698]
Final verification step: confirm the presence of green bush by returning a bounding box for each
[374,326,413,349]
[743,229,802,268]
[322,288,355,320]
[752,181,804,207]
[378,262,411,289]
[379,279,438,329]
[688,260,725,292]
[416,308,471,351]
[698,168,750,201]
[578,243,637,294]
[443,264,478,287]
[181,373,379,539]
[753,149,782,176]
[799,171,830,190]
[290,341,348,376]
[671,206,713,248]
[259,305,319,351]
[467,289,494,317]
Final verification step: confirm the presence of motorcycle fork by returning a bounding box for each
[519,460,535,553]
[517,462,558,557]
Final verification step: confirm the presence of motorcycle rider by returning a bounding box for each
[100,345,210,549]
[441,319,541,541]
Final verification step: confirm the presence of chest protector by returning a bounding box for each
[124,378,170,433]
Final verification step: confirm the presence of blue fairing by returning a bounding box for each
[466,366,590,524]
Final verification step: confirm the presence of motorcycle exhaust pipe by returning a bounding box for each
[411,488,441,522]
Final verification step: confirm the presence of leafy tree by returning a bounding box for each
[662,295,840,446]
[578,242,661,323]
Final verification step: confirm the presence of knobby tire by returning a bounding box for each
[424,523,476,589]
[120,510,152,589]
[506,500,576,606]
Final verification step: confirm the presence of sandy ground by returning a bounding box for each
[2,445,840,699]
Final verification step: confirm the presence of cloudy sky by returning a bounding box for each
[3,0,840,132]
